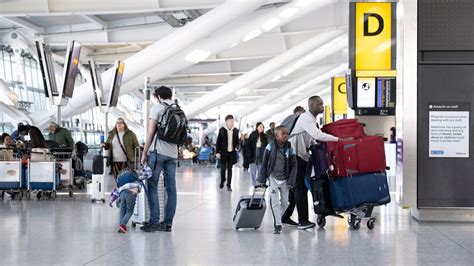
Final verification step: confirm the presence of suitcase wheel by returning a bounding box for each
[131,222,136,228]
[367,218,376,230]
[254,227,259,230]
[37,191,42,200]
[235,228,239,231]
[317,216,326,229]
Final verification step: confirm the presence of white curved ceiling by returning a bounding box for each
[0,0,350,127]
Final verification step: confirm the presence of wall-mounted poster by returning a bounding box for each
[429,102,470,158]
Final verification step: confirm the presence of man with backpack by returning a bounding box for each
[287,96,350,230]
[280,106,305,226]
[140,86,188,233]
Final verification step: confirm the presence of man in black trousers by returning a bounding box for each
[216,115,239,191]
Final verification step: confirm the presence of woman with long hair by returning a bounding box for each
[103,118,140,181]
[248,122,268,186]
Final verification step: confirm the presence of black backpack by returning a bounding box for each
[280,114,300,135]
[156,102,188,145]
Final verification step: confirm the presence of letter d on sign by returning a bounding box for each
[364,13,384,36]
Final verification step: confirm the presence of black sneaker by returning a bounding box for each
[157,222,172,232]
[219,183,224,189]
[140,223,160,232]
[227,187,232,192]
[282,218,298,226]
[273,225,282,234]
[298,221,316,230]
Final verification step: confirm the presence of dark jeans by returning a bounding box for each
[220,151,236,188]
[119,190,137,225]
[294,156,309,223]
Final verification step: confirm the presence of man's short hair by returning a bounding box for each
[293,106,305,114]
[308,95,322,105]
[153,86,172,100]
[269,122,275,126]
[225,115,234,121]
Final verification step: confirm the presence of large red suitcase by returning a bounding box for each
[327,136,386,177]
[322,119,365,138]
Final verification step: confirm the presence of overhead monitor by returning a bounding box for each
[61,40,82,98]
[88,60,106,107]
[36,41,60,98]
[107,61,125,108]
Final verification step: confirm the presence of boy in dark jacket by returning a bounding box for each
[257,126,297,234]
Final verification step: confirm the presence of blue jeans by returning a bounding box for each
[119,190,137,225]
[147,152,177,225]
[249,163,260,186]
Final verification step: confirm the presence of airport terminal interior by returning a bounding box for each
[0,0,473,265]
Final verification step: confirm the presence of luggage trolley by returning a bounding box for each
[52,148,76,197]
[0,148,24,200]
[307,143,389,231]
[313,172,389,231]
[26,150,59,200]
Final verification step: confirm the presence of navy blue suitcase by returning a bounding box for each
[329,171,391,211]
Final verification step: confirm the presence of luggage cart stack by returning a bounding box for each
[26,150,59,200]
[0,148,24,200]
[52,148,77,197]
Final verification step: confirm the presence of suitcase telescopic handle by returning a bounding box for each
[249,185,267,208]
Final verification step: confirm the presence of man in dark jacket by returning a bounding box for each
[257,126,297,234]
[48,122,74,148]
[216,115,239,191]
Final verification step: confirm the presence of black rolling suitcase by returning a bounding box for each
[92,155,104,175]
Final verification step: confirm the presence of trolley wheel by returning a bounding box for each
[26,190,31,201]
[1,191,4,199]
[46,192,52,199]
[317,215,326,228]
[350,219,361,230]
[131,222,136,228]
[91,199,96,203]
[367,218,376,230]
[69,189,74,197]
[52,190,57,199]
[37,191,42,200]
[101,199,106,203]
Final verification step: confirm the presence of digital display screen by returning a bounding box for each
[36,41,60,97]
[62,41,81,98]
[108,62,125,108]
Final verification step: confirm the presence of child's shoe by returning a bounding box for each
[273,225,282,234]
[117,224,127,233]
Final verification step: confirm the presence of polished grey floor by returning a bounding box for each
[1,166,473,265]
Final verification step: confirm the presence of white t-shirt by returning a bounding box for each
[227,127,234,152]
[256,136,262,148]
[149,100,179,159]
[112,131,128,162]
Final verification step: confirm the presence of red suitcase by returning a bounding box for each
[327,136,386,177]
[322,119,365,138]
